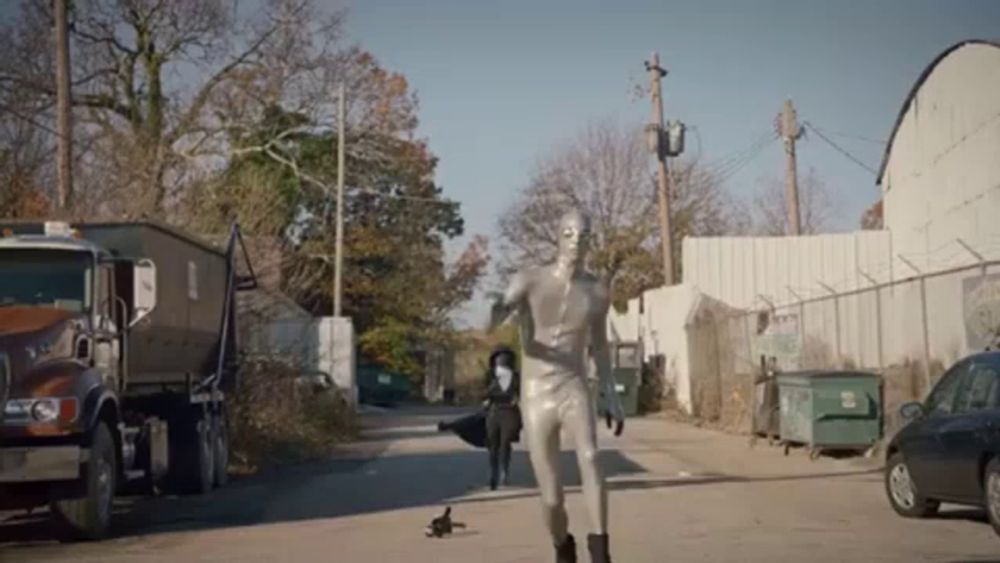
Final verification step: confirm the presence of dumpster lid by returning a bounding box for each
[777,370,880,381]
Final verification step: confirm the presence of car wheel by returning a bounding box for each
[885,452,938,518]
[984,457,1000,536]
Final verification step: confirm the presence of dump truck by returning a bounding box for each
[0,220,256,540]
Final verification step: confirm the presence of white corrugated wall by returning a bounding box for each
[682,231,894,308]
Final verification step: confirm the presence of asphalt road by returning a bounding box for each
[2,405,998,562]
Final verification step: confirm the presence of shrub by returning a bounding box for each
[228,356,357,473]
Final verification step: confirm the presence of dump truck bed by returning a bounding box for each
[78,222,229,390]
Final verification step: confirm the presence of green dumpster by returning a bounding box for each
[777,370,882,457]
[596,342,641,417]
[357,365,413,405]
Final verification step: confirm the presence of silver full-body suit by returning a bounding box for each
[490,210,624,563]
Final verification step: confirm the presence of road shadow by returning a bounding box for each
[0,446,646,550]
[931,507,989,525]
[0,449,891,553]
[449,468,886,506]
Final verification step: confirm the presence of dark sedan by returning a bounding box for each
[884,351,1000,535]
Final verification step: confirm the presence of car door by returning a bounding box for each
[937,358,1000,502]
[904,360,969,495]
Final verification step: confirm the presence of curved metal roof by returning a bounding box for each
[877,39,1000,186]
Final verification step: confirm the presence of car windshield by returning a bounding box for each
[0,249,92,314]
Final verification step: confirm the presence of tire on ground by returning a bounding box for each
[167,408,215,495]
[212,410,229,488]
[983,457,1000,536]
[884,452,938,518]
[50,422,117,541]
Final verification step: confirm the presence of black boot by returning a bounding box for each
[587,534,611,563]
[555,534,576,563]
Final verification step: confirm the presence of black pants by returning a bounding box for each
[486,405,519,479]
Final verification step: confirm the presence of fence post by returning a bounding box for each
[860,270,884,371]
[743,311,753,374]
[713,314,723,421]
[899,255,932,390]
[787,286,806,370]
[819,282,840,366]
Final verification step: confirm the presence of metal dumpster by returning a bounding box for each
[777,370,882,458]
[358,365,413,405]
[595,342,641,417]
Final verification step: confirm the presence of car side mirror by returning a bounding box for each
[900,401,925,421]
[131,259,157,328]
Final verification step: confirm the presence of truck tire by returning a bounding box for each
[169,411,214,495]
[212,411,229,488]
[51,422,117,541]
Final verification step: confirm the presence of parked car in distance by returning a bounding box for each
[884,351,1000,536]
[294,370,334,396]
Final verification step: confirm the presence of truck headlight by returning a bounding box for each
[3,397,78,424]
[30,399,59,422]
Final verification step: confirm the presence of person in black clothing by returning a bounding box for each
[484,345,522,490]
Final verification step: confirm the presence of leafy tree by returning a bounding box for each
[0,0,488,380]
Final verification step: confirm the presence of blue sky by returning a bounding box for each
[346,0,1000,326]
[3,1,995,327]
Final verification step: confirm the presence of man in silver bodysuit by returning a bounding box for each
[490,209,624,563]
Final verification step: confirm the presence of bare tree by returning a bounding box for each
[498,118,736,307]
[743,168,839,235]
[0,0,351,218]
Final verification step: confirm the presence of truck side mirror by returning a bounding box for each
[131,259,157,327]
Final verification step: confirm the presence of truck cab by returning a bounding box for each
[0,220,248,540]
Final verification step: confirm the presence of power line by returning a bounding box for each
[704,130,776,174]
[806,123,886,145]
[713,134,779,184]
[803,121,878,175]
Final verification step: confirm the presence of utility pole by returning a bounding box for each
[54,0,73,211]
[333,83,346,317]
[779,99,802,235]
[646,52,675,286]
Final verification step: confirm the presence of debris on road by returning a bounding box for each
[425,506,466,538]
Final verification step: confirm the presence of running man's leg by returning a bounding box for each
[565,381,607,534]
[523,397,568,543]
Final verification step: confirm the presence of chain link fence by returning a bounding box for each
[686,260,1000,436]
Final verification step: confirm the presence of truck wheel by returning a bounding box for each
[885,452,938,518]
[212,411,229,488]
[51,423,117,540]
[170,412,214,495]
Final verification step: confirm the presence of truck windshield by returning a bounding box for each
[0,249,92,313]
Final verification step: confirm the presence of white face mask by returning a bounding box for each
[494,365,513,391]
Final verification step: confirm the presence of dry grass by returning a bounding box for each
[228,357,357,474]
